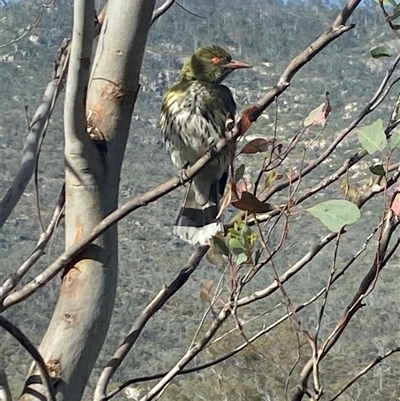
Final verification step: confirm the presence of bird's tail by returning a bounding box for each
[173,177,223,245]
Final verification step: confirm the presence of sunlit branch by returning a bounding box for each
[0,186,65,302]
[94,245,208,401]
[151,0,175,25]
[264,52,400,203]
[105,286,330,400]
[0,40,69,229]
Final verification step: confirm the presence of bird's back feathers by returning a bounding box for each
[160,46,245,245]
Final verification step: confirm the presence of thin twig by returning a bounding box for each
[0,185,65,302]
[328,346,400,401]
[0,40,68,229]
[0,1,52,49]
[94,246,208,400]
[105,288,328,400]
[0,315,56,401]
[291,210,400,401]
[0,369,12,401]
[175,1,213,18]
[151,0,175,25]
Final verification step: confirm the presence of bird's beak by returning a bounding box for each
[225,59,252,70]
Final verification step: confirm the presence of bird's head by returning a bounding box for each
[181,45,252,84]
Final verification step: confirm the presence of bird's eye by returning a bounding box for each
[211,57,221,64]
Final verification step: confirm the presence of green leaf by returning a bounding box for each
[389,131,400,149]
[213,236,230,256]
[370,45,393,58]
[235,164,245,182]
[228,228,240,238]
[369,163,385,177]
[387,4,400,21]
[308,200,361,232]
[229,237,246,250]
[358,120,387,154]
[236,253,248,265]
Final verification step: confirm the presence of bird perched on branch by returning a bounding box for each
[161,45,251,245]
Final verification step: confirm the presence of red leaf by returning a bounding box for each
[239,108,253,135]
[391,193,400,215]
[204,280,214,292]
[303,92,332,127]
[236,180,251,194]
[240,138,274,154]
[232,191,276,214]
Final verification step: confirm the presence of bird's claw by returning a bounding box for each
[178,163,190,185]
[208,143,219,158]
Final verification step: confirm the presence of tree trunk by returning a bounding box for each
[19,1,156,400]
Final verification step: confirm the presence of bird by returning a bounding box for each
[160,45,251,245]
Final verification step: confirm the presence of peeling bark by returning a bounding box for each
[19,1,156,400]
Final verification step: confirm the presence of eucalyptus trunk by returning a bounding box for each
[19,1,156,400]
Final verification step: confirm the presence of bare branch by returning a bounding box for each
[106,287,326,400]
[0,369,12,401]
[347,211,399,308]
[0,315,56,401]
[138,304,233,401]
[0,40,69,229]
[94,245,208,401]
[328,346,400,401]
[0,2,50,49]
[151,0,175,25]
[248,0,361,123]
[0,186,65,302]
[292,210,400,401]
[175,1,213,19]
[237,231,339,308]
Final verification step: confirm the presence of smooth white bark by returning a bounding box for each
[19,1,156,400]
